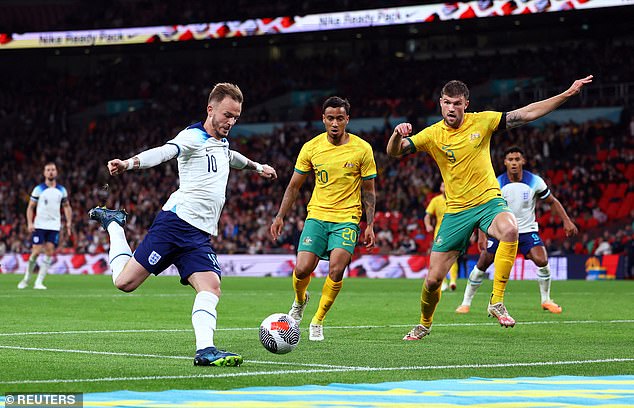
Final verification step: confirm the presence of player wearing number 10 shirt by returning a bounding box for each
[270,96,377,342]
[89,83,277,367]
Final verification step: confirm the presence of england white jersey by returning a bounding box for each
[498,170,551,233]
[162,122,232,236]
[30,183,68,231]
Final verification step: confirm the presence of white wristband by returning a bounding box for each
[255,163,264,174]
[126,159,134,170]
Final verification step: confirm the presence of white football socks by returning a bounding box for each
[22,253,38,284]
[34,255,52,286]
[536,264,552,303]
[107,222,132,284]
[460,265,486,307]
[192,291,219,351]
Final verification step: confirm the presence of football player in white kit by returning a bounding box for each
[456,146,578,314]
[19,162,73,290]
[89,83,277,367]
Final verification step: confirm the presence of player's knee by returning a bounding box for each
[499,224,518,242]
[327,267,345,282]
[114,278,138,293]
[294,265,312,279]
[425,273,444,290]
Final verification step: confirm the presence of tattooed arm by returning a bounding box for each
[361,178,376,249]
[506,75,593,129]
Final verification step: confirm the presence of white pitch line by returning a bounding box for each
[0,345,352,369]
[0,358,632,385]
[1,319,633,337]
[0,329,192,337]
[0,293,193,299]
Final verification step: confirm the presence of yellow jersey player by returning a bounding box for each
[387,75,592,340]
[424,182,458,292]
[270,96,377,341]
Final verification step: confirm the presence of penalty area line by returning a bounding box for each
[1,319,633,337]
[0,358,633,385]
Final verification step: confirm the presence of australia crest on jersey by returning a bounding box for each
[148,251,162,265]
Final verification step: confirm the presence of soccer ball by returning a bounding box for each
[259,313,300,354]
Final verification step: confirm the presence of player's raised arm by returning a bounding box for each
[386,123,414,157]
[107,144,179,176]
[270,171,309,241]
[506,75,593,129]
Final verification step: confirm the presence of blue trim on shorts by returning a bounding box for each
[487,231,544,256]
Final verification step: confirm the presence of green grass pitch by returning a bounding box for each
[1,274,632,392]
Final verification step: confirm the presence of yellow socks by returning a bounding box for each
[293,270,311,304]
[490,240,518,304]
[449,262,458,286]
[420,283,441,327]
[312,276,343,323]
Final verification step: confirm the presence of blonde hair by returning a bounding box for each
[208,83,243,105]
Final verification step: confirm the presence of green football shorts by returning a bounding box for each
[432,197,511,253]
[297,218,360,260]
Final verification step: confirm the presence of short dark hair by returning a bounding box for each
[504,146,525,157]
[208,82,243,105]
[441,80,469,100]
[322,96,350,115]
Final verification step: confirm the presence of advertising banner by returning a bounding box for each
[1,1,629,50]
[0,253,624,280]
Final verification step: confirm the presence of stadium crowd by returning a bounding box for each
[0,105,632,262]
[0,10,632,274]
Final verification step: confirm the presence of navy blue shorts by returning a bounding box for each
[487,232,544,256]
[134,211,222,285]
[32,229,59,247]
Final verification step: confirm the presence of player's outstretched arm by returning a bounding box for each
[544,194,578,237]
[386,123,414,157]
[270,172,308,241]
[108,144,179,176]
[229,150,277,179]
[361,178,376,249]
[506,75,593,129]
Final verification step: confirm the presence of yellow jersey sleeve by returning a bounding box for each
[294,143,313,174]
[361,143,378,180]
[406,128,432,155]
[425,194,439,216]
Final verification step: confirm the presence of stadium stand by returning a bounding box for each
[0,1,631,276]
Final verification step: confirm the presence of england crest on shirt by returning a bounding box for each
[148,251,162,265]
